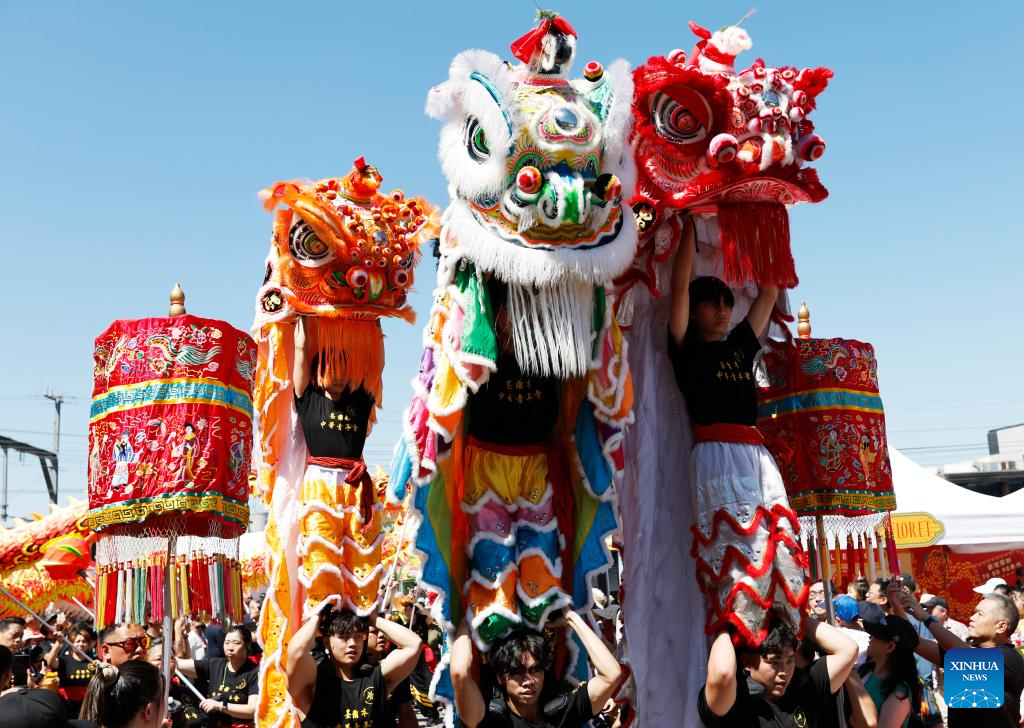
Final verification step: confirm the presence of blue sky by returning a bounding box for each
[2,2,1022,520]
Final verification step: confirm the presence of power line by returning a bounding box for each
[899,444,988,452]
[0,428,87,439]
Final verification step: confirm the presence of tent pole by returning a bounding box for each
[163,534,176,707]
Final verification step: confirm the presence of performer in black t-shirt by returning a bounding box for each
[44,626,95,717]
[667,216,808,647]
[698,617,857,728]
[450,609,622,728]
[285,607,422,728]
[892,584,1024,728]
[459,277,572,648]
[177,625,258,725]
[293,315,384,617]
[365,619,417,728]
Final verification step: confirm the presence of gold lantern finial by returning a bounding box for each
[169,283,187,317]
[797,301,811,340]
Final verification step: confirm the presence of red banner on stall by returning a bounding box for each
[909,546,1024,624]
[86,316,256,537]
[757,338,896,517]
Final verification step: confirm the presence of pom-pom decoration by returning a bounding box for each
[621,19,833,298]
[255,159,438,328]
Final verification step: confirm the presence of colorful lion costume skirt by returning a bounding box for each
[461,439,571,646]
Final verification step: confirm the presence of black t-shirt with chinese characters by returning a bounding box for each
[945,642,1024,728]
[698,656,834,728]
[302,661,390,728]
[57,649,96,713]
[295,386,374,459]
[468,352,559,446]
[57,650,96,690]
[668,319,762,427]
[194,657,258,726]
[477,681,594,728]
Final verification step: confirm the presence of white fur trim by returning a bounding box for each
[430,50,519,201]
[507,279,596,378]
[296,531,384,558]
[458,486,554,515]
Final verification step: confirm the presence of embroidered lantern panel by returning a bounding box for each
[757,337,895,517]
[87,315,256,537]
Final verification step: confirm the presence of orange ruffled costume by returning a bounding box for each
[253,159,437,728]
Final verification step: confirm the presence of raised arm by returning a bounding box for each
[668,216,696,345]
[878,690,911,728]
[174,618,197,677]
[450,620,486,728]
[285,611,322,714]
[375,615,422,694]
[704,630,738,717]
[293,316,310,398]
[887,581,965,662]
[564,610,623,713]
[43,636,63,670]
[746,284,779,338]
[804,616,858,694]
[844,672,878,728]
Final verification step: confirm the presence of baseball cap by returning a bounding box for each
[862,614,920,654]
[857,600,886,623]
[973,577,1007,594]
[833,595,860,624]
[921,595,948,610]
[0,687,79,728]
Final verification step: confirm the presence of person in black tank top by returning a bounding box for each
[293,317,376,460]
[467,351,559,446]
[667,216,808,648]
[458,282,573,646]
[292,316,385,617]
[295,384,374,459]
[285,607,422,728]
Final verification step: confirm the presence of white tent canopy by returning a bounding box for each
[890,448,1024,551]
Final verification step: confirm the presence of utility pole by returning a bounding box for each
[43,390,64,503]
[1,446,7,523]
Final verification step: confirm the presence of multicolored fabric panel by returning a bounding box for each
[391,260,629,694]
[756,338,895,517]
[87,316,256,536]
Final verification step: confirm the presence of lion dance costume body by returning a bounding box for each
[253,159,437,727]
[614,19,831,725]
[390,12,635,709]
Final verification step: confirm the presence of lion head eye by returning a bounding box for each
[650,90,710,145]
[464,117,490,162]
[288,220,333,267]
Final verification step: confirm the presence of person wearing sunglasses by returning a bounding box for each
[451,609,622,728]
[98,624,150,667]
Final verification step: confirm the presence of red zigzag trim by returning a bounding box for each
[690,504,810,647]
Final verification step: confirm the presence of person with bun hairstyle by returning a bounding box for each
[175,624,258,725]
[79,660,165,728]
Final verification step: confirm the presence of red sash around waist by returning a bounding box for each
[306,456,375,533]
[692,423,764,446]
[60,685,88,702]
